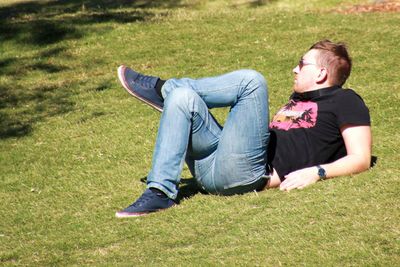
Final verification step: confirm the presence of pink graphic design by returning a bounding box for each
[270,100,318,131]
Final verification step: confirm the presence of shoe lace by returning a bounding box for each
[136,74,155,88]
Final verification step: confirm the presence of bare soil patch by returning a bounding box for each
[335,0,400,14]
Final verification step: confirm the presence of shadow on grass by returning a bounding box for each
[0,0,195,46]
[178,178,208,202]
[232,0,278,8]
[0,45,74,139]
[140,176,205,203]
[0,0,279,139]
[0,83,75,138]
[0,0,279,49]
[0,0,192,139]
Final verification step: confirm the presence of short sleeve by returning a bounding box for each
[336,89,370,127]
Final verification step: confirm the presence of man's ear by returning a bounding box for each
[316,67,328,84]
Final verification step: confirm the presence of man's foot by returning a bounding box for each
[115,188,175,218]
[117,65,164,112]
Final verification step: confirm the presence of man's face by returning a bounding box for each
[292,49,321,93]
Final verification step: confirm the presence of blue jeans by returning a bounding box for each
[146,69,270,199]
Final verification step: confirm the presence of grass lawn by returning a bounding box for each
[1,0,399,265]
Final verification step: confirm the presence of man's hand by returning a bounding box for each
[280,167,320,191]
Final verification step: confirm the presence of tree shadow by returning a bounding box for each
[0,0,280,46]
[0,83,75,139]
[0,0,192,46]
[0,0,279,139]
[0,112,32,138]
[232,0,278,8]
[0,0,190,139]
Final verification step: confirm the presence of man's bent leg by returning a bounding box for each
[146,87,222,199]
[116,86,222,217]
[116,70,269,217]
[162,70,270,194]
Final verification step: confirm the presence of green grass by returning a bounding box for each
[1,0,399,265]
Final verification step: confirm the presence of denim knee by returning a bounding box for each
[238,69,268,93]
[163,87,198,116]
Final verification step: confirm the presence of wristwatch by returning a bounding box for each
[316,165,327,181]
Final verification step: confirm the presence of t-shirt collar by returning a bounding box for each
[291,85,342,101]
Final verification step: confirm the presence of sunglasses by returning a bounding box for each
[298,59,318,70]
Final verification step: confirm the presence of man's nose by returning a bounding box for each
[293,65,300,74]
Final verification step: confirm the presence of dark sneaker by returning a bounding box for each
[117,65,164,112]
[115,188,175,218]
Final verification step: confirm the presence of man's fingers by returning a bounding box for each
[280,179,307,191]
[280,180,298,191]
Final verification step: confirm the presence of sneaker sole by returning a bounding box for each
[117,65,163,112]
[115,206,174,218]
[115,211,151,218]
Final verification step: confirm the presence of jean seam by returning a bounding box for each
[191,111,221,139]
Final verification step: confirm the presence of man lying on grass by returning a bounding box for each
[115,39,372,217]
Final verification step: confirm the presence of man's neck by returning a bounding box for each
[299,83,333,93]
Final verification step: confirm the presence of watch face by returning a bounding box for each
[318,167,326,178]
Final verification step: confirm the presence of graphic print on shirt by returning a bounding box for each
[270,100,318,131]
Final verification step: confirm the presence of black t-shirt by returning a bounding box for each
[268,86,370,179]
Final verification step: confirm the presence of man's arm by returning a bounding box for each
[279,125,372,191]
